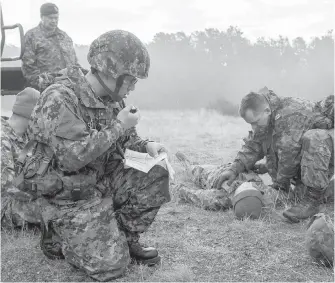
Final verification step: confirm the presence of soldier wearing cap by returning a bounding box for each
[22,3,85,91]
[24,30,170,281]
[1,88,41,228]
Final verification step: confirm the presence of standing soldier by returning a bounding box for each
[1,88,41,228]
[22,30,170,281]
[215,88,334,223]
[22,3,86,91]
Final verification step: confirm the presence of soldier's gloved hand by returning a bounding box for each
[253,163,268,174]
[146,142,167,158]
[117,105,140,130]
[213,170,237,189]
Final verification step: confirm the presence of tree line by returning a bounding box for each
[3,26,334,112]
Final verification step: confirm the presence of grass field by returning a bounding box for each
[1,108,334,282]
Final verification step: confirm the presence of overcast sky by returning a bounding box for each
[1,0,334,46]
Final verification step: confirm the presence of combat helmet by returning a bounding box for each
[306,213,334,267]
[87,30,150,101]
[232,182,264,220]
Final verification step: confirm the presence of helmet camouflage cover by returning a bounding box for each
[306,213,334,267]
[87,30,150,79]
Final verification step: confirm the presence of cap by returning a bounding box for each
[40,3,59,16]
[12,88,40,119]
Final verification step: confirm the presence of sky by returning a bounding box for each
[1,0,334,46]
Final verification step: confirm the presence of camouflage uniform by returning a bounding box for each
[22,23,80,91]
[230,90,334,197]
[27,66,170,281]
[177,160,265,211]
[1,117,41,227]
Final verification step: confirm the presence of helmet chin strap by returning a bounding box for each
[91,68,124,102]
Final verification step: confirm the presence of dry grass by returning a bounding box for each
[1,109,334,282]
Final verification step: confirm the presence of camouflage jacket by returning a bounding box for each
[22,23,80,91]
[27,66,149,183]
[1,117,28,195]
[230,90,334,188]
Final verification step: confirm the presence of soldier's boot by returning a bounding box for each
[175,151,192,168]
[283,186,322,223]
[128,241,160,266]
[40,219,64,260]
[288,181,307,202]
[175,151,199,178]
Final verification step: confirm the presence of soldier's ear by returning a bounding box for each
[264,107,271,115]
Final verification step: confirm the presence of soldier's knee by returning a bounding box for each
[63,232,130,281]
[148,164,170,203]
[150,162,169,179]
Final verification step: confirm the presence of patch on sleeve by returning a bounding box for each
[55,108,89,141]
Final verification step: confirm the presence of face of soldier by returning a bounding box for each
[118,75,137,99]
[243,108,271,136]
[103,74,137,99]
[41,14,59,31]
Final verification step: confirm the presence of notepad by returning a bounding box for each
[124,149,175,179]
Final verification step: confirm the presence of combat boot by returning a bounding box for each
[283,186,322,223]
[40,220,64,260]
[128,241,160,266]
[175,151,192,168]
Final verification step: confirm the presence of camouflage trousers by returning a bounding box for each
[48,162,170,281]
[178,163,265,210]
[265,129,334,201]
[1,197,41,228]
[300,129,334,193]
[107,160,170,243]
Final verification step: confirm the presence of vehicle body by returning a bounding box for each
[1,3,26,97]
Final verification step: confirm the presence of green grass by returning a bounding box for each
[1,109,334,282]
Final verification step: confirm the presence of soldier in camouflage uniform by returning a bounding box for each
[175,152,266,211]
[22,3,85,91]
[1,88,41,228]
[24,30,170,281]
[216,87,334,223]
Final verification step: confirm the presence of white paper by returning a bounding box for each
[124,149,175,179]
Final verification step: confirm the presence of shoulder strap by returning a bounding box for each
[36,143,54,176]
[13,140,37,188]
[13,141,54,188]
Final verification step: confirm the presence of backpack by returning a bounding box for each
[13,141,99,202]
[13,141,63,199]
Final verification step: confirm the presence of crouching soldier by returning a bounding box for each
[1,88,41,228]
[215,87,334,223]
[18,30,170,281]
